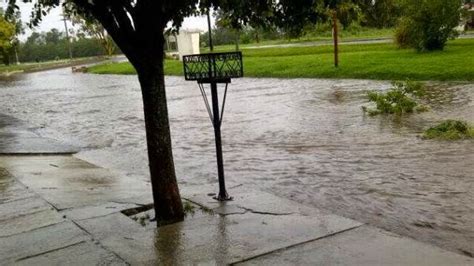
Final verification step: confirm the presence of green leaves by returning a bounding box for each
[0,16,16,52]
[363,80,426,116]
[395,0,463,51]
[423,120,474,140]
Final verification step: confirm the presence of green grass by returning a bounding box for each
[87,38,474,81]
[423,120,474,140]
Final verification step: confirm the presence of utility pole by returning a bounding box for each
[14,47,20,65]
[207,9,213,52]
[332,10,339,68]
[13,39,20,65]
[62,14,73,61]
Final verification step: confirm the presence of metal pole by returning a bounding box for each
[207,10,213,52]
[14,46,20,65]
[210,81,230,201]
[63,15,73,61]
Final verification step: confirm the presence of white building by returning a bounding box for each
[177,29,201,61]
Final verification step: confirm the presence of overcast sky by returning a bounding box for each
[0,2,213,41]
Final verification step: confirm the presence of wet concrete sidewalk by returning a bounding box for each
[0,121,472,265]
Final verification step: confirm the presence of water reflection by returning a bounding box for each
[154,222,183,265]
[0,69,472,255]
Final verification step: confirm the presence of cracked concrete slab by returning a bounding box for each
[14,241,127,266]
[76,212,160,265]
[76,212,148,241]
[0,196,54,222]
[0,207,64,237]
[0,168,36,204]
[237,225,474,266]
[151,212,361,265]
[75,199,361,266]
[182,184,325,216]
[60,201,140,221]
[0,221,90,264]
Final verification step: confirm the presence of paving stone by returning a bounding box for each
[182,184,323,216]
[0,207,64,237]
[238,225,474,266]
[14,241,127,266]
[151,212,361,265]
[76,212,147,241]
[61,201,139,221]
[0,196,53,221]
[0,168,36,204]
[78,208,360,265]
[77,213,160,265]
[0,221,90,264]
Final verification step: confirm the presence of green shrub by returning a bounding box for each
[363,80,426,116]
[395,0,462,51]
[394,18,412,48]
[423,120,474,140]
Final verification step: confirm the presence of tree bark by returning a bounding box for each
[135,39,184,225]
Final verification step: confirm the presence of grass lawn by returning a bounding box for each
[87,38,474,81]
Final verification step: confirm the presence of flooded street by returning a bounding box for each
[0,68,472,256]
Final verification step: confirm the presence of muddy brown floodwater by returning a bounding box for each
[0,69,472,256]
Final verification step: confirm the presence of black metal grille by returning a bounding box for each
[183,52,243,83]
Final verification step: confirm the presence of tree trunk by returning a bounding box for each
[2,51,10,66]
[135,40,184,225]
[332,11,339,68]
[76,1,185,226]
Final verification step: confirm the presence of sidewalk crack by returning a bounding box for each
[238,206,294,216]
[15,241,87,262]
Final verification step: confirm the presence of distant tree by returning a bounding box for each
[395,0,463,51]
[0,15,16,65]
[359,0,401,28]
[0,7,22,65]
[64,5,116,56]
[213,10,243,50]
[44,28,63,44]
[276,0,321,39]
[212,8,282,50]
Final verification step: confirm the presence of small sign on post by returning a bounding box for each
[183,52,243,201]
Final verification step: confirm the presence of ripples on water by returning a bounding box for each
[0,69,473,256]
